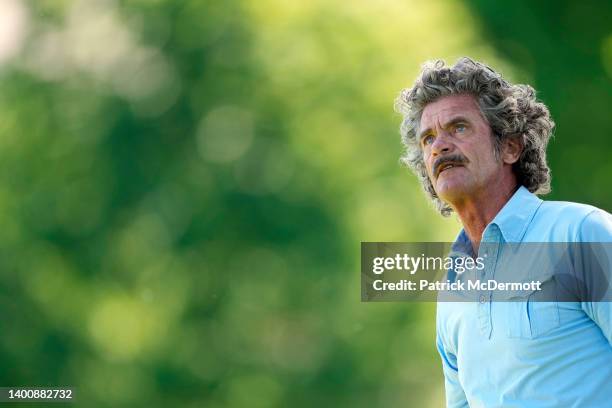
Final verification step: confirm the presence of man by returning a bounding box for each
[395,58,612,407]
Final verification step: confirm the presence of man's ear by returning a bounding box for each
[501,135,523,164]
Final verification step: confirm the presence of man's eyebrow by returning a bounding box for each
[444,116,470,127]
[418,116,470,140]
[418,127,433,140]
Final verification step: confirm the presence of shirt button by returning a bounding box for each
[479,295,486,304]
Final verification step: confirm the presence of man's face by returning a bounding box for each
[419,94,503,204]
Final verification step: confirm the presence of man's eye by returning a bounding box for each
[422,135,434,145]
[454,124,466,133]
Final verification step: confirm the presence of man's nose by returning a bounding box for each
[431,131,453,156]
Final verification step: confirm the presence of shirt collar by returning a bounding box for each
[453,185,543,248]
[490,185,542,242]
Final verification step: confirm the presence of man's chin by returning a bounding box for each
[434,183,469,203]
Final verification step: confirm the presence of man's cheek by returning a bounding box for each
[426,160,436,181]
[422,154,432,177]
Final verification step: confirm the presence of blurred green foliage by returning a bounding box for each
[0,0,609,406]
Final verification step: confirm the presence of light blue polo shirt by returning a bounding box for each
[436,186,612,407]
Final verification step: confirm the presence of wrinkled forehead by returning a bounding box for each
[419,94,482,130]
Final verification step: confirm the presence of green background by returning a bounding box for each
[0,0,610,406]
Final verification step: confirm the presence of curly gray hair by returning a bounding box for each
[395,57,555,216]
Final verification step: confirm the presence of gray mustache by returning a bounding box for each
[433,154,468,176]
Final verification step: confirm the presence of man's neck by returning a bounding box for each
[453,183,519,253]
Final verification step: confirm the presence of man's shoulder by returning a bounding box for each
[533,199,612,241]
[538,199,604,218]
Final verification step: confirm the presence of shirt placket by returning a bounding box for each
[478,225,501,339]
